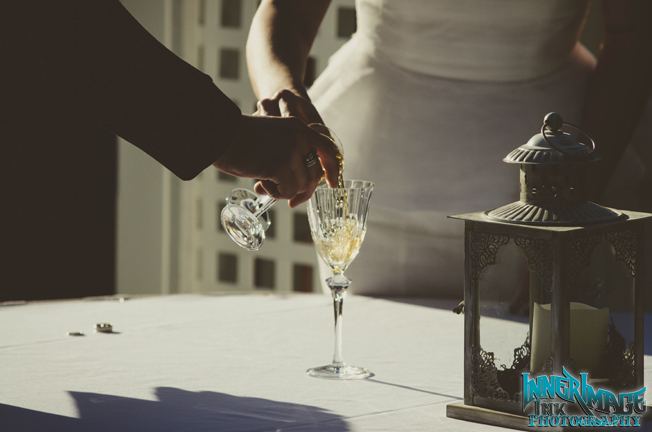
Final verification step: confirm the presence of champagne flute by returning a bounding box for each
[221,124,344,251]
[306,180,374,379]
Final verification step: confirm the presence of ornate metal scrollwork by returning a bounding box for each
[471,338,530,404]
[605,229,638,278]
[604,318,636,389]
[568,234,602,281]
[471,345,510,401]
[469,231,510,283]
[514,236,553,291]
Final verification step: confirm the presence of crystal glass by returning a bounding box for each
[221,124,343,251]
[220,189,275,251]
[306,180,374,379]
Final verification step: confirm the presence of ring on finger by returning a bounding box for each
[304,148,319,168]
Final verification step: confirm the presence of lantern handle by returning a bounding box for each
[541,112,596,158]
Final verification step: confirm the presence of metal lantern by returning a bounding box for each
[446,113,650,429]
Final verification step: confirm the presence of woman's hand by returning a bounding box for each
[242,0,334,206]
[212,114,339,208]
[256,89,324,125]
[252,89,335,205]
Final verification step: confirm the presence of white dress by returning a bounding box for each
[309,0,641,298]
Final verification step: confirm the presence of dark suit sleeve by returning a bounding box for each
[25,0,242,180]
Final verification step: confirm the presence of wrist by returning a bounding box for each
[212,114,251,170]
[285,84,310,101]
[261,82,310,101]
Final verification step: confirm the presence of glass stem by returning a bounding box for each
[327,274,351,367]
[253,196,277,218]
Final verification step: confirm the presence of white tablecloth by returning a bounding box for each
[1,294,650,431]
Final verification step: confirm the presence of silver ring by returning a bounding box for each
[305,148,319,168]
[95,323,113,333]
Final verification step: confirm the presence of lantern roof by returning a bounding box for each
[454,112,628,226]
[504,113,600,165]
[484,201,623,226]
[449,209,652,231]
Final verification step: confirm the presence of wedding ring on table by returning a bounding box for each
[304,148,319,168]
[95,323,113,333]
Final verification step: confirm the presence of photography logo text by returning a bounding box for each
[522,367,646,428]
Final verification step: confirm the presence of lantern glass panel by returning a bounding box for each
[476,237,531,401]
[568,235,636,386]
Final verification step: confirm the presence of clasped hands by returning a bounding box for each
[213,89,337,208]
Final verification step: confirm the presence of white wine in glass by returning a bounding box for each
[306,180,374,379]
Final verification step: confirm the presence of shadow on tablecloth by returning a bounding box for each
[1,387,350,432]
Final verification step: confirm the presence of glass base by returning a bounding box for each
[221,204,265,251]
[306,364,371,380]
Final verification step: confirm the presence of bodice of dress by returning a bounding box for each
[355,0,590,81]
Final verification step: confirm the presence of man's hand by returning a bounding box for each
[213,114,339,208]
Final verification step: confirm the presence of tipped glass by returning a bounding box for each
[220,124,343,251]
[306,180,374,379]
[220,188,275,251]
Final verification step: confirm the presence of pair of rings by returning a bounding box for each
[95,323,113,333]
[304,148,319,168]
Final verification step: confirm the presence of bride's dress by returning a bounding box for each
[309,0,644,297]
